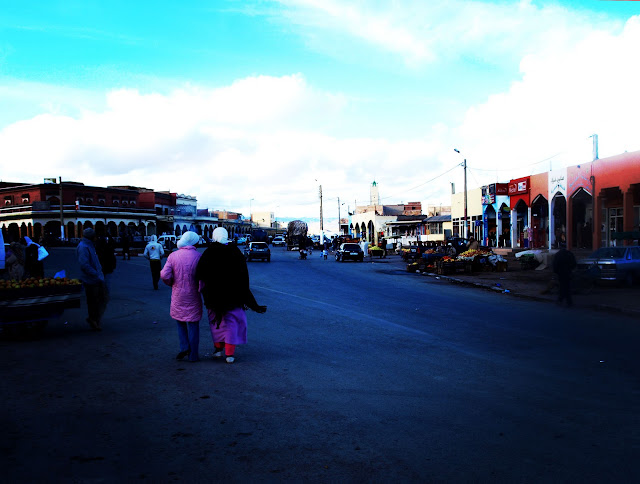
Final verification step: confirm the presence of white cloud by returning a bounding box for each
[455,13,640,185]
[272,0,622,68]
[1,3,639,225]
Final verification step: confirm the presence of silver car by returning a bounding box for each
[576,246,640,285]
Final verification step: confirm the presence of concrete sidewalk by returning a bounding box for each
[385,253,640,319]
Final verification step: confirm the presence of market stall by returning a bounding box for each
[0,277,83,337]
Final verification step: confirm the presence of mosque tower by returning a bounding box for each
[370,180,379,206]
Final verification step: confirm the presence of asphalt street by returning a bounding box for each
[1,246,639,482]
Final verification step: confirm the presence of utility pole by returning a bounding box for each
[59,176,64,240]
[454,149,469,237]
[463,157,468,237]
[319,185,323,231]
[337,197,341,236]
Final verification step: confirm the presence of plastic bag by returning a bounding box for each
[37,246,49,261]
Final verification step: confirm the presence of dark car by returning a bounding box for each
[576,246,640,285]
[335,243,364,262]
[244,242,271,262]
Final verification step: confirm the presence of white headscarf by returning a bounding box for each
[177,231,199,248]
[212,227,229,245]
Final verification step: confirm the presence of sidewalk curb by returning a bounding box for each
[419,271,640,319]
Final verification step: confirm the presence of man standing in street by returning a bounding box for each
[77,228,107,331]
[143,235,165,290]
[553,244,577,307]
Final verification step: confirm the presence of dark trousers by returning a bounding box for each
[557,275,572,306]
[85,282,107,325]
[149,259,161,289]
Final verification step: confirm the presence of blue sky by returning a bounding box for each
[1,0,639,227]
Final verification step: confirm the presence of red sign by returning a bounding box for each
[496,183,508,195]
[508,178,529,195]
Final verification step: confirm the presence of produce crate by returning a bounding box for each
[0,283,82,301]
[495,261,508,272]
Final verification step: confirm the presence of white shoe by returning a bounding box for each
[212,350,223,358]
[226,356,235,364]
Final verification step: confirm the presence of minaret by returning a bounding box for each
[370,181,379,206]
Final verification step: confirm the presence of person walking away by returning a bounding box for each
[77,228,107,331]
[143,235,165,290]
[552,245,577,307]
[23,236,45,278]
[121,232,131,260]
[6,241,26,280]
[196,227,267,364]
[95,233,117,298]
[160,231,203,362]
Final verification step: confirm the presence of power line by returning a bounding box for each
[379,163,462,202]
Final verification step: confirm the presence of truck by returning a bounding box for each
[251,229,269,244]
[286,220,308,251]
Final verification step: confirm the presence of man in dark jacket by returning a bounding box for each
[95,233,117,298]
[77,228,107,330]
[553,245,577,307]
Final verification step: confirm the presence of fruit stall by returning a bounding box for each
[0,277,83,336]
[432,250,508,275]
[368,246,385,258]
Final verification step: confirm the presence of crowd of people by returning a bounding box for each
[75,227,267,363]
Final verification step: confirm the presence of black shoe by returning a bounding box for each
[176,350,190,360]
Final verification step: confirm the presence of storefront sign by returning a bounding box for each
[482,183,510,204]
[508,178,529,195]
[548,168,567,198]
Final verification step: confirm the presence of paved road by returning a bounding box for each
[1,246,638,482]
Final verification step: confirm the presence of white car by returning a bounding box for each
[272,236,286,247]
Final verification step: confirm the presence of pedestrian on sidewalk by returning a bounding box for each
[121,231,131,260]
[143,235,165,290]
[196,227,267,364]
[160,231,203,362]
[552,244,577,307]
[76,228,107,331]
[95,232,117,298]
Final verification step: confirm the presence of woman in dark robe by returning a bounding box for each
[196,227,266,364]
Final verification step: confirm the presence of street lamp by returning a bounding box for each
[454,149,469,238]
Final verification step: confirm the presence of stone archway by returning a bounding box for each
[66,221,76,239]
[550,194,567,248]
[531,196,549,249]
[484,205,497,247]
[367,220,375,243]
[570,188,592,249]
[514,200,529,248]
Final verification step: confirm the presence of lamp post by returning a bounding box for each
[338,198,345,236]
[454,149,468,238]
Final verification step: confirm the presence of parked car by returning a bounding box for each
[157,234,178,249]
[244,242,271,262]
[272,236,286,247]
[335,243,364,262]
[576,246,640,285]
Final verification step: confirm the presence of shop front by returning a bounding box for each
[482,183,509,247]
[509,177,530,248]
[548,169,567,248]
